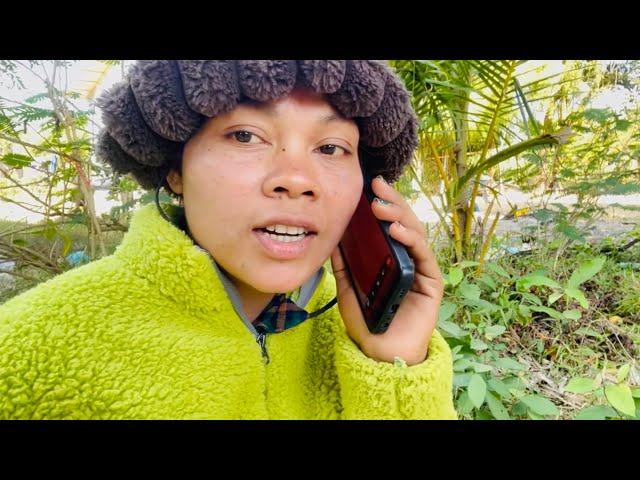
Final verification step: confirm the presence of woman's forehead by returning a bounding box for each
[239,87,347,119]
[214,88,359,135]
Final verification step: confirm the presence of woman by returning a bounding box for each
[0,60,456,419]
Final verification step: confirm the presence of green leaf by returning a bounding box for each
[567,257,606,288]
[458,260,480,269]
[438,302,457,322]
[486,262,510,279]
[616,364,631,383]
[24,92,48,104]
[447,267,464,287]
[477,273,497,291]
[451,345,463,356]
[456,391,474,416]
[605,384,636,417]
[468,374,487,408]
[518,304,532,319]
[453,358,473,372]
[485,324,506,338]
[504,376,526,392]
[565,377,597,394]
[486,391,511,420]
[487,378,512,399]
[516,274,561,291]
[520,395,560,417]
[471,362,493,373]
[563,309,582,320]
[521,292,542,305]
[532,207,555,223]
[475,409,494,420]
[1,153,32,168]
[459,282,481,301]
[555,223,586,243]
[564,287,589,309]
[527,410,544,420]
[464,298,500,313]
[582,108,611,124]
[631,388,640,399]
[574,405,618,420]
[529,305,565,320]
[470,338,489,351]
[494,357,526,372]
[453,373,472,388]
[548,292,563,305]
[615,119,632,131]
[438,320,467,339]
[510,401,526,416]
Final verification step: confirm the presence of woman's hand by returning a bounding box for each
[331,176,444,366]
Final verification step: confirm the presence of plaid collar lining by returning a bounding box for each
[195,245,325,334]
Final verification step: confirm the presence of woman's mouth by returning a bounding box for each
[253,225,317,260]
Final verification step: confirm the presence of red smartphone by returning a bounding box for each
[338,165,415,334]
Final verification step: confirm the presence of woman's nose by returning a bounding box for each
[262,148,320,200]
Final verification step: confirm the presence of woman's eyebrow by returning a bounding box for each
[241,102,350,125]
[319,113,347,124]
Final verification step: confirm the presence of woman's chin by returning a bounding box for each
[250,267,318,294]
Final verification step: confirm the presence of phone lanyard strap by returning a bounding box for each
[307,296,338,319]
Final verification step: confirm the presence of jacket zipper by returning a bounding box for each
[256,331,270,364]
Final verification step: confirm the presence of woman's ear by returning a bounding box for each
[166,169,184,195]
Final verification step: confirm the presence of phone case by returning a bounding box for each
[339,169,415,334]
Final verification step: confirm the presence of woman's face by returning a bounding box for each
[167,88,363,294]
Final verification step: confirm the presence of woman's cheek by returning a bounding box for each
[325,183,361,249]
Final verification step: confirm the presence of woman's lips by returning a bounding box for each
[253,229,316,260]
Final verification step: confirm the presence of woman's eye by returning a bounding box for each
[231,131,260,144]
[318,144,345,155]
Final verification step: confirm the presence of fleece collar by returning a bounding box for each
[113,202,330,335]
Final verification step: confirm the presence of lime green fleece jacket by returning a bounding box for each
[0,203,456,419]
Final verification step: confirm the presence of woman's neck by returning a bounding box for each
[228,276,276,322]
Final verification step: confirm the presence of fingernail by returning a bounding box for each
[374,197,391,206]
[394,221,404,230]
[375,175,387,184]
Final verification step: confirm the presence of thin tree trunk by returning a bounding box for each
[453,102,469,262]
[45,76,106,259]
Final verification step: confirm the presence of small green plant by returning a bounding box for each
[440,254,613,419]
[565,363,640,419]
[514,256,606,323]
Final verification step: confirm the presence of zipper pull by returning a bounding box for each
[256,332,270,364]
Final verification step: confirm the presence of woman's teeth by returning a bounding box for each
[265,232,307,243]
[264,224,308,235]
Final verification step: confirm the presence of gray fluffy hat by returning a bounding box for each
[95,60,418,191]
